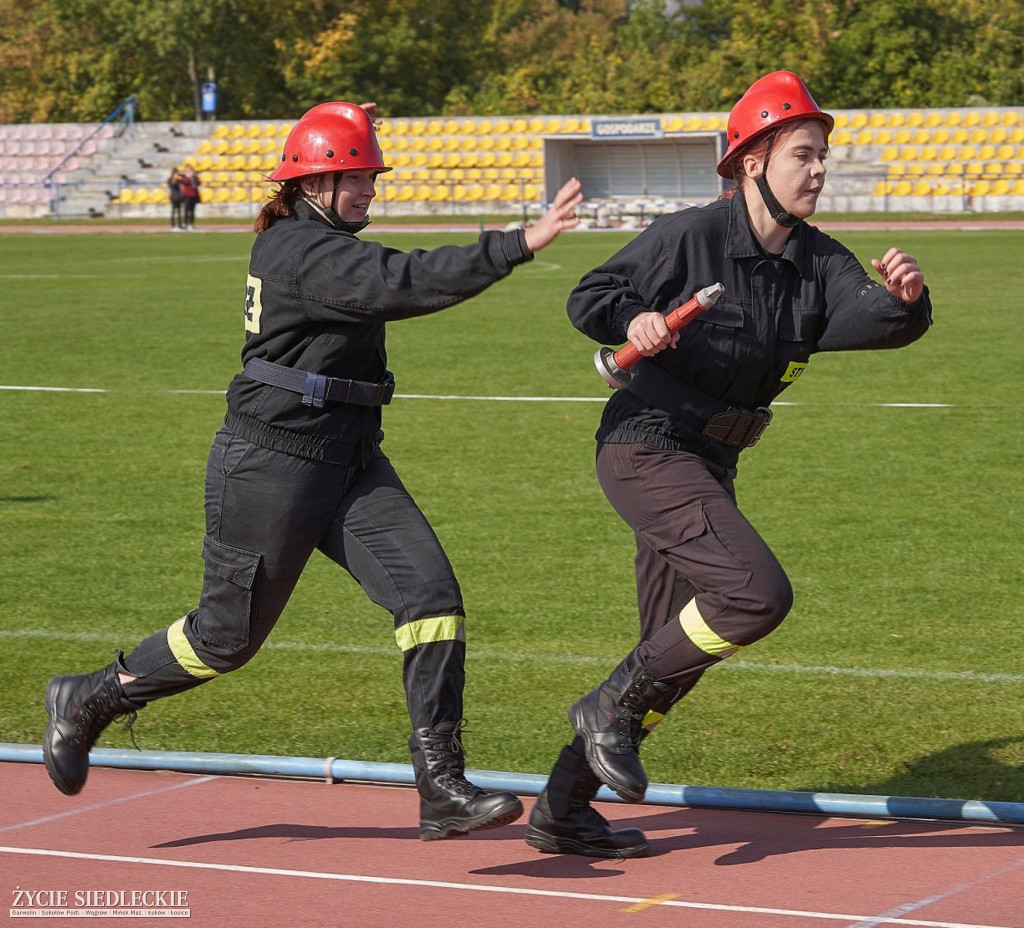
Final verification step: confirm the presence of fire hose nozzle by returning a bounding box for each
[593,282,725,389]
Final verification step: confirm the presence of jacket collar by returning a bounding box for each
[725,189,813,277]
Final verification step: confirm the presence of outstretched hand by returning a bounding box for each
[359,102,383,131]
[871,247,925,303]
[523,177,584,253]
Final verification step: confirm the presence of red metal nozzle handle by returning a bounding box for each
[594,282,725,389]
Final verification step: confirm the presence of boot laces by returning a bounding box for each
[420,720,481,797]
[73,683,139,750]
[421,719,469,760]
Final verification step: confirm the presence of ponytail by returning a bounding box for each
[253,181,302,233]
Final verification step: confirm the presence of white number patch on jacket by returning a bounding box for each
[244,274,263,333]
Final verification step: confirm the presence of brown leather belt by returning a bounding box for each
[702,407,773,447]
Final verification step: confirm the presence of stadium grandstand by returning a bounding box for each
[2,97,1023,223]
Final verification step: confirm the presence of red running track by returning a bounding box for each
[3,761,1023,927]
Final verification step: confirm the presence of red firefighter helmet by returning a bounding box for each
[269,102,392,182]
[717,71,834,178]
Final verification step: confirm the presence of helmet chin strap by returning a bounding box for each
[753,173,800,228]
[752,134,800,229]
[300,174,371,233]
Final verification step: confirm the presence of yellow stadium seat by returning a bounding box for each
[970,179,990,196]
[991,179,1011,195]
[944,111,962,127]
[912,180,931,196]
[873,180,894,196]
[1012,179,1024,195]
[923,111,943,128]
[887,112,906,128]
[893,180,912,196]
[212,124,230,138]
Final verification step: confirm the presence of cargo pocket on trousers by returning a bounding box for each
[639,500,708,555]
[195,535,261,653]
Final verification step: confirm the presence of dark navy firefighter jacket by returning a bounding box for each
[225,201,533,465]
[567,190,933,473]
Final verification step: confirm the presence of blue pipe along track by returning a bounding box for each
[3,742,1023,827]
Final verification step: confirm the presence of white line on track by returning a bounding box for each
[0,777,217,836]
[0,845,1013,928]
[842,854,1024,928]
[2,629,1019,684]
[0,384,959,407]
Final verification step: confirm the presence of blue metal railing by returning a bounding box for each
[42,95,137,219]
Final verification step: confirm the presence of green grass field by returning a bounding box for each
[1,223,1022,803]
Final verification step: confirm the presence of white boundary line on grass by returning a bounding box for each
[0,845,1014,928]
[0,384,957,408]
[2,629,1019,685]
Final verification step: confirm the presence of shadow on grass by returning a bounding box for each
[825,734,1024,806]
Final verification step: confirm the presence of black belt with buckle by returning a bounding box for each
[702,407,773,447]
[243,357,395,409]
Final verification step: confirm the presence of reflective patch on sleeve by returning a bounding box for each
[679,599,744,658]
[781,361,808,383]
[167,617,220,679]
[395,615,465,652]
[244,274,263,334]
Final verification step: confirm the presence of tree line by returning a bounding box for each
[1,0,1021,125]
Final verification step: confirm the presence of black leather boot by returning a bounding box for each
[525,739,648,858]
[43,657,146,796]
[567,650,680,802]
[410,721,523,840]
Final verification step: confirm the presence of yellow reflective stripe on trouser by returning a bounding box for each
[166,617,220,679]
[395,615,465,652]
[642,710,665,731]
[679,598,745,658]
